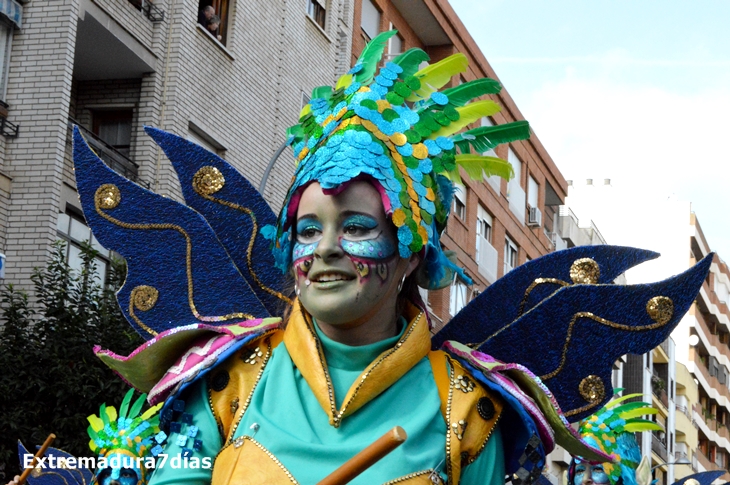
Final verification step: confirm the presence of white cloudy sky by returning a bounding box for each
[450,0,730,258]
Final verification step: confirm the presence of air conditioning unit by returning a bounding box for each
[527,207,542,227]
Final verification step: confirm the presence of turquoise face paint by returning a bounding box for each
[293,218,321,276]
[574,463,609,485]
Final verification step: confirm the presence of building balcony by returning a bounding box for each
[70,119,140,183]
[507,183,526,225]
[694,448,727,477]
[555,206,606,248]
[74,0,157,82]
[694,300,730,360]
[652,434,668,462]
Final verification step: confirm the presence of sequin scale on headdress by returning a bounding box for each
[269,30,531,288]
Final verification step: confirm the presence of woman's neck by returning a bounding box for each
[315,300,400,346]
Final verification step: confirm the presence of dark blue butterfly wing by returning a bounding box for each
[433,245,659,348]
[476,253,712,421]
[73,127,270,339]
[145,127,290,315]
[17,442,93,485]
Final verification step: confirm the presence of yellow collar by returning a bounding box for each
[283,300,430,427]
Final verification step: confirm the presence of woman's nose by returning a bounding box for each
[581,472,593,485]
[314,228,343,261]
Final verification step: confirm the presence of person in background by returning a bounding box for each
[198,5,214,28]
[206,15,222,41]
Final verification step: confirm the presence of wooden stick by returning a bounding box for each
[17,434,56,485]
[317,426,407,485]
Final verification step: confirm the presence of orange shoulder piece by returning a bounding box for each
[429,350,504,485]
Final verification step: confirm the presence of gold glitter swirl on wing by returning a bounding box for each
[578,375,605,402]
[95,184,121,209]
[540,311,672,382]
[193,188,293,306]
[516,278,570,317]
[94,188,256,329]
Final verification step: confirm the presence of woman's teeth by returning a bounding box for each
[316,273,347,282]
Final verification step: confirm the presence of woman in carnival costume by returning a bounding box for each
[70,31,713,484]
[568,395,724,485]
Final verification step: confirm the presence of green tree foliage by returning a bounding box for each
[0,241,143,478]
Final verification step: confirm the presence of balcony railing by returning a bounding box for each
[652,434,668,462]
[69,119,140,183]
[128,0,165,22]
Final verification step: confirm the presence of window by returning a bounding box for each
[449,278,468,316]
[507,148,526,223]
[476,206,497,283]
[388,30,403,57]
[475,205,492,261]
[452,183,466,220]
[504,236,518,275]
[481,117,501,194]
[361,0,380,40]
[57,211,111,286]
[0,16,12,101]
[307,0,326,29]
[198,0,231,44]
[93,110,133,157]
[527,175,538,209]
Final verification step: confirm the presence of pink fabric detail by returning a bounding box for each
[148,333,239,405]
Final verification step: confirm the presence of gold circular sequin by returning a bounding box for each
[412,143,428,160]
[390,133,407,146]
[193,166,225,195]
[579,375,605,402]
[646,296,673,324]
[570,258,600,284]
[132,285,159,311]
[95,184,121,209]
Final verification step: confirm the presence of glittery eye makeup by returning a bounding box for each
[296,218,322,242]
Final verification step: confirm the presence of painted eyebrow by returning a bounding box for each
[296,213,319,222]
[339,210,378,221]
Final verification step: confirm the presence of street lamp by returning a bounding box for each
[651,457,692,471]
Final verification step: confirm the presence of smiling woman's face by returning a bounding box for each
[292,181,407,335]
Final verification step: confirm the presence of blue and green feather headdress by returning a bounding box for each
[572,393,661,485]
[269,30,531,288]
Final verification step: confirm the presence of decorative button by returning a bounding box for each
[477,397,495,420]
[210,370,229,392]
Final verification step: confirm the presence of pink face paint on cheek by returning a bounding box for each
[294,256,313,278]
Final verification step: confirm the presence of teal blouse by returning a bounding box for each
[148,322,504,484]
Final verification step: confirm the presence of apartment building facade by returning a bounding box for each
[680,214,730,482]
[0,0,354,288]
[349,0,588,327]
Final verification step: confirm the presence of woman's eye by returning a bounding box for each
[344,224,365,236]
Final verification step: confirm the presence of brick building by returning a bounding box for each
[349,0,577,328]
[0,0,353,288]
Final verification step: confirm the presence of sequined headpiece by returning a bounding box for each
[87,389,165,484]
[269,30,530,288]
[570,393,661,485]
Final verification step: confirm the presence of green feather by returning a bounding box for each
[355,30,398,85]
[428,100,501,139]
[421,78,502,110]
[311,86,332,100]
[392,48,430,78]
[454,154,514,181]
[100,404,109,426]
[623,421,663,433]
[406,53,469,102]
[605,393,644,408]
[621,408,659,420]
[453,121,530,153]
[612,401,654,416]
[128,393,146,420]
[118,388,134,420]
